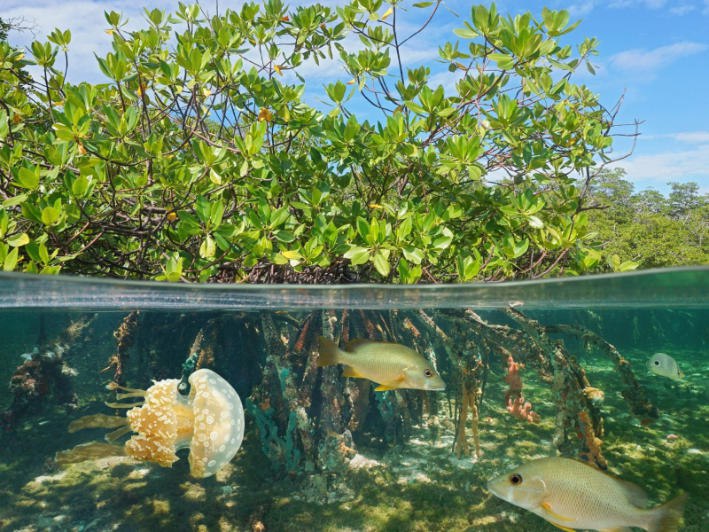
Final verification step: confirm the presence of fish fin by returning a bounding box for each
[646,492,687,532]
[615,477,649,507]
[374,374,407,391]
[540,501,575,523]
[317,336,339,367]
[345,338,376,352]
[342,366,364,378]
[548,524,575,532]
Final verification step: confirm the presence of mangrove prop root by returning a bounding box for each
[104,311,140,385]
[545,324,659,422]
[503,307,609,465]
[453,377,481,459]
[551,343,607,469]
[293,314,314,352]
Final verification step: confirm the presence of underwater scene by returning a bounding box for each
[0,268,707,532]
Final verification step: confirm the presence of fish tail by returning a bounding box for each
[317,336,340,367]
[646,492,687,532]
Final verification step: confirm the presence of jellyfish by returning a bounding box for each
[58,369,244,478]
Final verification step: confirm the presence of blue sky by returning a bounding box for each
[5,0,708,193]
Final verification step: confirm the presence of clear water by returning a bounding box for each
[0,268,706,531]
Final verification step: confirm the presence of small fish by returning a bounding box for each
[487,456,687,532]
[647,353,684,381]
[317,336,445,392]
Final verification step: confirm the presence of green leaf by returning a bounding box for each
[0,210,8,238]
[396,217,413,241]
[372,249,391,276]
[209,168,222,185]
[453,23,478,39]
[15,167,40,190]
[512,238,529,258]
[456,252,482,281]
[488,53,515,70]
[432,228,454,250]
[41,206,61,226]
[71,175,91,197]
[356,217,370,239]
[343,245,370,265]
[7,233,30,247]
[281,249,302,260]
[159,253,183,282]
[402,246,424,265]
[3,247,19,271]
[3,195,28,209]
[0,111,9,140]
[274,230,295,243]
[199,235,216,259]
[528,215,544,228]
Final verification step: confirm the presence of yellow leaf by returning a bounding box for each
[258,108,273,122]
[274,64,283,76]
[381,7,394,21]
[281,250,302,260]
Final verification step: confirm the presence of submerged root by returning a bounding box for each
[105,401,143,409]
[114,391,146,400]
[106,381,146,398]
[68,413,129,433]
[55,441,125,466]
[105,424,134,443]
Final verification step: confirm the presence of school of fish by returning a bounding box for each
[315,336,689,531]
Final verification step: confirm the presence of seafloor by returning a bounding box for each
[0,347,706,532]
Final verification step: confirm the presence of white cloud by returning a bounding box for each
[568,2,596,17]
[609,41,708,75]
[672,131,709,143]
[5,1,182,83]
[642,131,709,143]
[5,0,442,84]
[611,143,709,185]
[609,0,667,8]
[669,4,696,15]
[609,0,709,13]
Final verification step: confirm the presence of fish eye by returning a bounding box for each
[654,360,660,366]
[509,473,523,485]
[424,368,433,378]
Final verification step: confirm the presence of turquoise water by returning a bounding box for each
[0,268,706,531]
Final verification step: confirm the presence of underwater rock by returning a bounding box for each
[2,344,77,429]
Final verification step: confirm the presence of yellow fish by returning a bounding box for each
[647,353,684,382]
[487,457,686,532]
[317,337,445,392]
